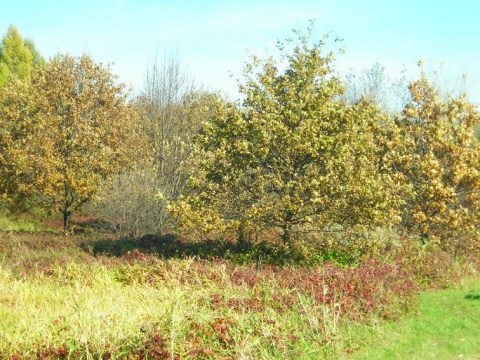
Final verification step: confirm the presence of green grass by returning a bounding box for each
[0,232,421,359]
[353,279,480,359]
[0,207,67,233]
[0,213,41,232]
[0,230,479,359]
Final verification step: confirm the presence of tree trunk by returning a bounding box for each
[237,221,249,247]
[419,227,428,245]
[281,212,294,244]
[63,210,71,233]
[281,223,292,244]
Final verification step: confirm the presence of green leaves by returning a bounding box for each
[171,28,399,243]
[0,25,43,86]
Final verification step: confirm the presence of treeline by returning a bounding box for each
[0,24,479,255]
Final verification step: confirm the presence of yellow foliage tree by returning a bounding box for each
[170,28,401,243]
[395,73,480,248]
[0,54,140,230]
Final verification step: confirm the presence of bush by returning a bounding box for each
[86,167,173,238]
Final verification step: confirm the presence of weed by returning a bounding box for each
[0,231,478,358]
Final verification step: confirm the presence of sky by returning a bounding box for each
[1,0,480,101]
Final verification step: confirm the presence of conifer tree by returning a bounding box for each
[0,25,42,86]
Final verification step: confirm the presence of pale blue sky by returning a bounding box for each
[1,0,479,100]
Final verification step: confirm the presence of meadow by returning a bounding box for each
[1,216,479,359]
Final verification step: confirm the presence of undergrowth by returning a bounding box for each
[0,230,478,359]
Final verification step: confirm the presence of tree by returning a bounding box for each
[341,63,409,113]
[24,38,45,68]
[139,55,200,207]
[394,73,480,249]
[170,28,400,243]
[0,54,139,231]
[0,25,43,86]
[87,54,219,236]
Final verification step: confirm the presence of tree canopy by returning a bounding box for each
[0,23,479,253]
[170,29,401,243]
[0,25,43,86]
[0,54,139,230]
[394,73,480,249]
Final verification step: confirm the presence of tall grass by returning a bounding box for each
[0,229,479,359]
[0,232,425,359]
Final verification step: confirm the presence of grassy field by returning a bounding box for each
[0,222,479,359]
[353,279,480,359]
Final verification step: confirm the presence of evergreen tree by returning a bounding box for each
[0,25,43,86]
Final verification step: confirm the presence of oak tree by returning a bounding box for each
[170,29,400,243]
[395,73,480,248]
[0,54,139,230]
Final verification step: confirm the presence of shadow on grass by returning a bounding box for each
[79,234,309,266]
[465,294,480,300]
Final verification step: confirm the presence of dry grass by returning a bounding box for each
[0,230,477,359]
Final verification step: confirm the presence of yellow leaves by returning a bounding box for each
[430,235,441,245]
[413,211,427,223]
[395,74,480,245]
[0,54,137,228]
[168,29,405,242]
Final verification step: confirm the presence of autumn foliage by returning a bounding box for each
[0,54,140,230]
[0,25,479,252]
[395,73,480,250]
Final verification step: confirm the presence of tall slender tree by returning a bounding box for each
[0,25,43,86]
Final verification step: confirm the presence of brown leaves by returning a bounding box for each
[396,75,480,247]
[0,54,139,230]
